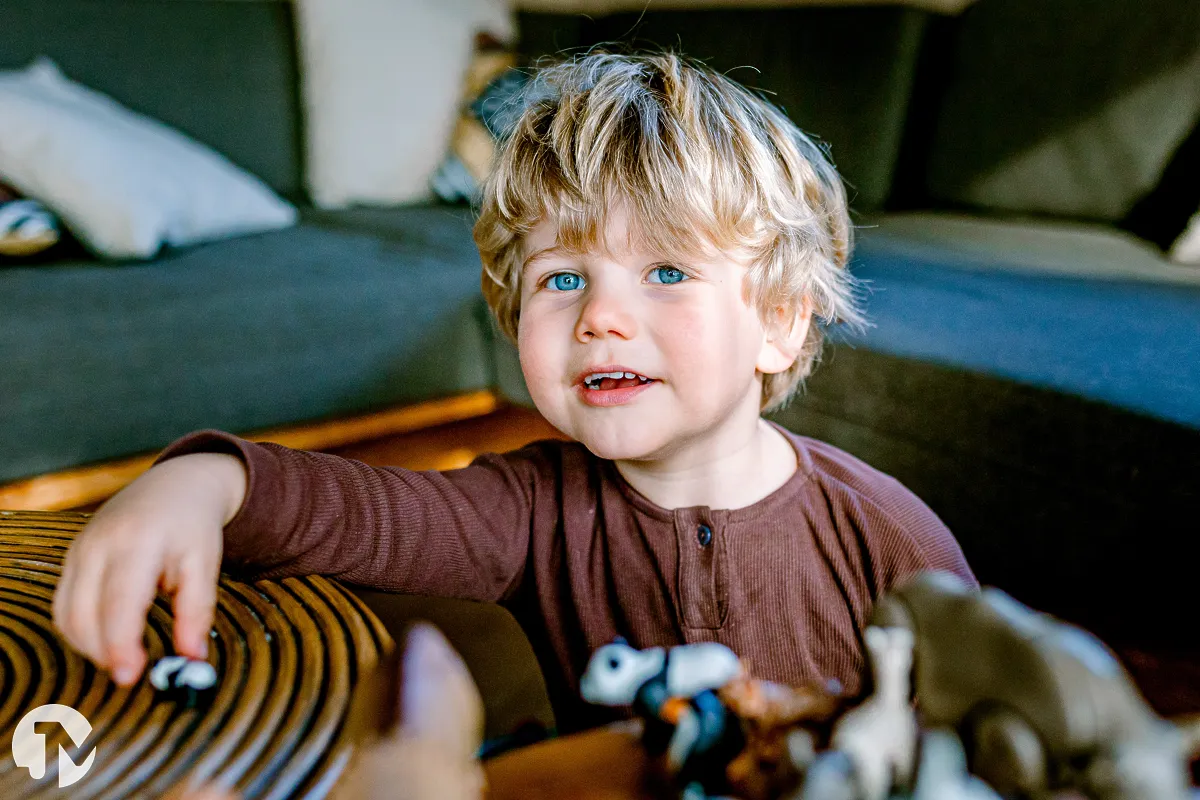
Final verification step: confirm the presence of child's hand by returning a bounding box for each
[53,453,247,686]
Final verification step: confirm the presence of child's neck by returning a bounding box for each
[613,418,799,511]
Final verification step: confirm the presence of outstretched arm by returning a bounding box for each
[160,430,539,602]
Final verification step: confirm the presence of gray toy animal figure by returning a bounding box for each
[870,571,1193,800]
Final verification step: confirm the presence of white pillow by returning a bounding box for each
[0,58,296,260]
[1169,208,1200,265]
[294,0,514,209]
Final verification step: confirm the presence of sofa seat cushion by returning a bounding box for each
[845,212,1200,428]
[0,206,492,483]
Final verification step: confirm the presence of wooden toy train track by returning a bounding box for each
[0,510,394,799]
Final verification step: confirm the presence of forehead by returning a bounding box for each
[521,204,725,270]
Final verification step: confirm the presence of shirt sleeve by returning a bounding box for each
[801,436,978,595]
[154,430,542,603]
[860,473,978,593]
[878,493,977,590]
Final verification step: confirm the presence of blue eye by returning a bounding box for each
[649,266,687,285]
[547,272,585,291]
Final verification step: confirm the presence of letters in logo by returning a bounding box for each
[11,704,97,788]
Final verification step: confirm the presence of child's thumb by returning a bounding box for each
[172,562,218,659]
[400,623,484,761]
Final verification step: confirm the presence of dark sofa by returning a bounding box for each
[0,1,500,485]
[3,0,1198,733]
[503,3,1200,659]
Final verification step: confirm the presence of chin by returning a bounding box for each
[579,440,642,461]
[574,427,668,462]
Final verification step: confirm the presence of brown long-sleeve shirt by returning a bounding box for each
[160,421,975,730]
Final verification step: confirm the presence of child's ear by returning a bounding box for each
[756,299,813,375]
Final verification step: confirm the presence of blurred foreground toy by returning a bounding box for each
[581,640,745,799]
[719,672,846,800]
[794,627,917,800]
[910,729,1003,800]
[165,622,487,800]
[581,640,845,800]
[870,570,1194,800]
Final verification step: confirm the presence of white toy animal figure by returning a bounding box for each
[580,640,743,706]
[823,626,918,800]
[149,656,218,691]
[912,729,1003,800]
[150,655,219,708]
[581,641,670,705]
[580,639,746,800]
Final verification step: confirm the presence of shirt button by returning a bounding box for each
[696,524,713,547]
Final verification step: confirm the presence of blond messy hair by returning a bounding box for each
[474,51,864,412]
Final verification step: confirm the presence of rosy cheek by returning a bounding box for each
[657,305,707,349]
[517,321,557,392]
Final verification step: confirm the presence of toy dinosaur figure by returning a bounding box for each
[870,570,1193,800]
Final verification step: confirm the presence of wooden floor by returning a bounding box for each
[329,402,569,470]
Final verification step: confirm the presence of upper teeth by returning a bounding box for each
[586,371,647,384]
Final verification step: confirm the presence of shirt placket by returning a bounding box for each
[674,507,727,632]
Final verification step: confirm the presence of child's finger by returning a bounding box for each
[55,549,109,669]
[171,555,218,660]
[99,555,161,685]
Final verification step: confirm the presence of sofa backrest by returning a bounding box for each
[517,7,931,212]
[920,0,1200,223]
[0,0,305,201]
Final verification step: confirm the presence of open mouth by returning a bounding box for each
[582,371,656,391]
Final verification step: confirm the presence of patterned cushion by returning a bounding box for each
[432,34,530,205]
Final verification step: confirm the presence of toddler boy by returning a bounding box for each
[54,52,974,732]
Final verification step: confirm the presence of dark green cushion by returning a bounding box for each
[0,207,492,482]
[768,346,1200,650]
[923,0,1200,221]
[517,7,929,211]
[0,0,304,200]
[350,589,555,738]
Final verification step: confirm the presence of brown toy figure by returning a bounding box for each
[718,673,847,800]
[869,571,1193,800]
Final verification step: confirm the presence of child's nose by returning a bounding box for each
[575,286,638,342]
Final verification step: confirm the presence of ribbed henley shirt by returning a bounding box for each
[159,421,974,730]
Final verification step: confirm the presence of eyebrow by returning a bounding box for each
[520,245,707,277]
[521,247,565,276]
